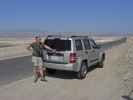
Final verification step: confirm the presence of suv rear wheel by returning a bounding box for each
[77,62,88,79]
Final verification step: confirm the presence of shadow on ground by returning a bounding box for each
[47,65,97,80]
[122,90,133,100]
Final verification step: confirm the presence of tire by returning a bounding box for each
[97,56,105,68]
[47,68,56,74]
[97,61,104,68]
[77,62,88,79]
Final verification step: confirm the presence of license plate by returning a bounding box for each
[50,56,63,61]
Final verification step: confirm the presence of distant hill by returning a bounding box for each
[0,32,47,38]
[0,32,132,38]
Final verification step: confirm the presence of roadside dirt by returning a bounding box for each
[0,37,132,100]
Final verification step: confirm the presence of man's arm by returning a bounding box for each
[44,44,54,51]
[27,44,32,51]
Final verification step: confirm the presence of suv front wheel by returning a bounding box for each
[97,55,105,68]
[77,62,88,79]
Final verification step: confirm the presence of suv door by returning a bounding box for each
[83,39,93,67]
[75,39,83,53]
[89,39,99,63]
[75,39,84,63]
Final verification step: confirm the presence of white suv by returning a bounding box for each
[43,35,105,79]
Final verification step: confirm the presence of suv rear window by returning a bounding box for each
[45,38,71,51]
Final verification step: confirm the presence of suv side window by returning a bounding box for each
[75,39,83,51]
[90,39,97,49]
[83,39,91,50]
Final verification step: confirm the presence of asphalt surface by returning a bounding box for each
[0,45,13,48]
[0,38,127,86]
[0,56,32,86]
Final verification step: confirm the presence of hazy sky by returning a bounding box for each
[0,0,133,33]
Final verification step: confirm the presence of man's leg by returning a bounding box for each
[32,56,39,82]
[33,68,39,82]
[38,58,47,81]
[39,67,44,78]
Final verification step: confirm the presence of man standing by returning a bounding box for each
[27,36,53,82]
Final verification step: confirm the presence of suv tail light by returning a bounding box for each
[69,53,77,63]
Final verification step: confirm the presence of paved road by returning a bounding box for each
[0,39,127,86]
[0,45,13,48]
[0,56,32,86]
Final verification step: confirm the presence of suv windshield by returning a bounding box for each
[45,38,71,51]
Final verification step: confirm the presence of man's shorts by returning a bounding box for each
[32,56,45,69]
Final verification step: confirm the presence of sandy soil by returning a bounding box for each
[0,37,47,45]
[0,38,132,100]
[0,45,31,60]
[0,38,32,60]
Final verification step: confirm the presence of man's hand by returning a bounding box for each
[27,45,32,51]
[52,49,56,53]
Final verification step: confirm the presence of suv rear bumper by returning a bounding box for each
[44,62,76,71]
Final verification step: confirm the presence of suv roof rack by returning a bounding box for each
[47,35,61,37]
[70,35,88,38]
[47,35,89,38]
